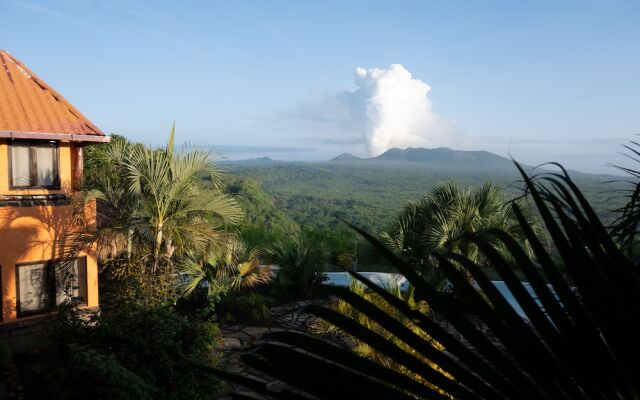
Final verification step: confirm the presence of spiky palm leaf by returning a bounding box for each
[264,235,328,297]
[178,238,271,300]
[610,139,640,254]
[380,182,537,287]
[310,281,451,396]
[201,163,640,400]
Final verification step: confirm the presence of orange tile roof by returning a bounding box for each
[0,50,107,142]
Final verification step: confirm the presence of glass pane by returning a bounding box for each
[56,259,87,305]
[11,144,31,187]
[35,144,56,186]
[18,263,48,313]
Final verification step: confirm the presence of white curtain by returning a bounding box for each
[36,144,56,186]
[11,144,30,186]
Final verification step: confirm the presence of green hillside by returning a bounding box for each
[224,175,301,246]
[226,149,625,234]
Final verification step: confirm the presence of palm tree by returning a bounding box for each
[265,234,328,299]
[380,182,536,285]
[84,126,243,275]
[178,237,272,303]
[125,127,242,272]
[82,135,142,260]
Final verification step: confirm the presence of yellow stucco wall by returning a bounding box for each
[0,139,99,322]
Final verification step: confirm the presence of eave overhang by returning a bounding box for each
[0,130,111,143]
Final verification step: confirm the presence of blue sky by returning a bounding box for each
[2,0,639,173]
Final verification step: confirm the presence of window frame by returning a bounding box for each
[15,257,88,318]
[8,139,61,190]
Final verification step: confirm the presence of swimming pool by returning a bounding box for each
[324,273,557,321]
[323,272,409,290]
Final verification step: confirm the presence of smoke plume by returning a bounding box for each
[289,64,455,156]
[353,64,453,156]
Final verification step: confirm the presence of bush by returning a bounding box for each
[24,302,223,400]
[266,234,328,301]
[217,292,274,325]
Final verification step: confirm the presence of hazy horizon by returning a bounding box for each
[4,0,639,175]
[209,143,631,176]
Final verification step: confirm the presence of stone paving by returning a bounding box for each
[215,298,341,398]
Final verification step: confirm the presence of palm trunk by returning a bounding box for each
[166,238,175,258]
[153,222,163,274]
[126,228,133,260]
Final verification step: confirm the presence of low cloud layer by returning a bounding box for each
[292,64,455,156]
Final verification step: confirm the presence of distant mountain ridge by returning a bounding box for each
[223,156,279,166]
[330,147,516,171]
[330,153,361,162]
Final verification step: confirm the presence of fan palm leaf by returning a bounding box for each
[82,128,243,272]
[178,238,271,301]
[200,162,640,400]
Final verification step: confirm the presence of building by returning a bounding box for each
[0,50,109,326]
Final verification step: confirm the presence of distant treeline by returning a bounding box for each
[226,161,624,234]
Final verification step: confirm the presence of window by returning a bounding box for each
[10,140,59,189]
[55,258,87,305]
[16,258,87,317]
[16,262,49,314]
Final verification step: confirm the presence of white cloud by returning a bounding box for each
[290,64,456,156]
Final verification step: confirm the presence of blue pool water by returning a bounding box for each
[491,281,559,320]
[323,272,409,291]
[324,273,557,321]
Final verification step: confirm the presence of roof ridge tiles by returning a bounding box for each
[0,50,106,139]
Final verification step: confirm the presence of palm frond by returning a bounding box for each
[213,162,640,400]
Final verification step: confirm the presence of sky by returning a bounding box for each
[2,0,639,173]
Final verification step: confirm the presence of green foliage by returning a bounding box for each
[610,140,640,254]
[217,163,640,399]
[265,233,329,300]
[337,253,356,269]
[218,292,274,325]
[304,226,359,265]
[229,161,625,235]
[224,175,300,248]
[26,302,222,400]
[177,238,272,312]
[84,129,242,302]
[106,261,179,310]
[379,182,537,287]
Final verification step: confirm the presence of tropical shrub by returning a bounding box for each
[217,292,275,325]
[265,233,328,300]
[177,237,272,314]
[337,252,357,269]
[379,182,537,287]
[26,302,223,400]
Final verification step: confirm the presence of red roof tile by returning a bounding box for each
[0,50,107,141]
